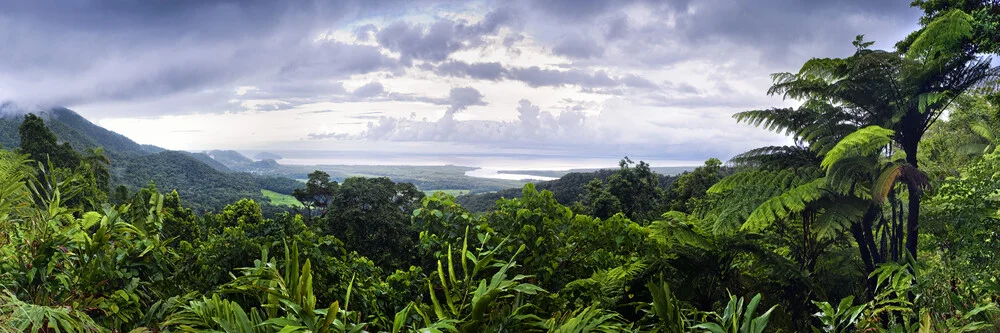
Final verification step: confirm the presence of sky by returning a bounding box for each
[0,0,922,166]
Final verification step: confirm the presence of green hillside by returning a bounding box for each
[0,108,303,213]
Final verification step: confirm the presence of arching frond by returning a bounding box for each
[813,196,870,240]
[742,178,827,232]
[729,145,821,170]
[707,168,824,234]
[733,108,808,137]
[906,9,974,61]
[824,153,878,199]
[969,120,997,143]
[821,126,895,170]
[872,163,929,205]
[872,163,905,204]
[650,211,712,250]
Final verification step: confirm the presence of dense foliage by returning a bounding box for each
[3,2,1000,332]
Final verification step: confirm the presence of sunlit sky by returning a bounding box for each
[0,0,921,163]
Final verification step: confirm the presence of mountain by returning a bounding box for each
[1,107,160,158]
[206,150,254,168]
[0,107,302,213]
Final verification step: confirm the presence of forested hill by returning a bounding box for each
[0,107,302,213]
[457,169,632,211]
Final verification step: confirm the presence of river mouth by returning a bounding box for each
[463,168,558,181]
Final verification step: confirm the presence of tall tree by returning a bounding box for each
[669,158,723,214]
[292,170,338,220]
[324,177,423,269]
[17,114,80,170]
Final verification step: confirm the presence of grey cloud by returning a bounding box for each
[444,87,486,114]
[374,8,515,65]
[245,81,348,99]
[307,132,351,140]
[354,24,378,41]
[514,0,916,69]
[517,99,541,136]
[503,33,525,47]
[622,75,659,89]
[528,0,636,21]
[646,91,769,109]
[511,67,615,88]
[429,61,508,81]
[662,81,699,94]
[300,110,338,115]
[552,35,604,59]
[426,60,662,90]
[357,98,596,144]
[0,1,403,117]
[604,15,630,40]
[352,82,386,98]
[278,41,400,79]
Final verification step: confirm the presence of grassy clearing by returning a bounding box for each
[262,189,304,207]
[422,189,470,196]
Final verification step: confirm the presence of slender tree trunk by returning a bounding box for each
[850,222,876,298]
[879,216,888,260]
[894,197,904,261]
[852,206,883,298]
[904,143,921,259]
[863,207,883,265]
[803,211,811,269]
[905,182,921,258]
[889,190,899,261]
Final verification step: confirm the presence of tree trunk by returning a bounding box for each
[851,206,883,298]
[905,182,921,258]
[904,143,921,259]
[850,222,876,298]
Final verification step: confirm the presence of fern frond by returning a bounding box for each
[742,178,827,232]
[729,145,821,170]
[813,197,869,240]
[906,9,974,61]
[650,211,712,250]
[872,163,904,204]
[821,126,894,170]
